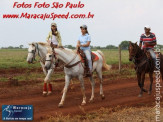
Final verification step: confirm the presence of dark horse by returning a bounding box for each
[128,42,163,97]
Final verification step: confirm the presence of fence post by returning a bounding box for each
[119,45,121,72]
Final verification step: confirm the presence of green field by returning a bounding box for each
[0,49,131,69]
[0,49,40,69]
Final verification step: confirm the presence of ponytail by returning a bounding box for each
[86,29,89,35]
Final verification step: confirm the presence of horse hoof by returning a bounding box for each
[148,91,151,95]
[81,102,86,106]
[143,89,147,92]
[58,103,63,108]
[47,92,52,96]
[89,99,94,103]
[101,95,105,100]
[138,94,142,97]
[42,92,47,97]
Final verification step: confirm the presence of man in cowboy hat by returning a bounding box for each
[139,25,157,65]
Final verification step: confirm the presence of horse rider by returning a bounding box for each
[139,25,157,66]
[46,22,63,66]
[46,22,62,49]
[76,25,92,76]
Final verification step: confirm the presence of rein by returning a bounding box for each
[45,54,56,69]
[28,43,47,63]
[64,53,78,68]
[46,49,81,69]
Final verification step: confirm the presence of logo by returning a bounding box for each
[2,105,33,121]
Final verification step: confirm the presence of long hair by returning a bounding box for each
[51,27,58,36]
[85,28,89,35]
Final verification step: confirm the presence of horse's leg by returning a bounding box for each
[78,75,86,106]
[89,76,95,102]
[58,75,71,108]
[43,69,53,96]
[97,70,105,99]
[148,72,153,95]
[40,61,47,76]
[47,69,54,95]
[137,72,141,96]
[137,73,142,97]
[138,72,145,97]
[137,72,147,93]
[162,70,163,81]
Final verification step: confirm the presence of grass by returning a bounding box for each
[41,104,163,122]
[100,49,132,65]
[0,48,159,82]
[0,49,40,69]
[0,49,131,69]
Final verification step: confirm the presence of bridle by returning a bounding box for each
[129,43,148,68]
[28,43,40,62]
[129,44,144,61]
[45,54,56,69]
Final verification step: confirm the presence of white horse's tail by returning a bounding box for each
[97,50,112,71]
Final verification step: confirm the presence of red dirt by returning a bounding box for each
[0,75,162,122]
[0,67,63,77]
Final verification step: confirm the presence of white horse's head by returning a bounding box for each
[27,43,37,64]
[45,48,56,70]
[45,53,56,70]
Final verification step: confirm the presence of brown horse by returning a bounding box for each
[128,42,163,97]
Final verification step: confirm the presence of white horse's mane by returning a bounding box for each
[29,42,50,47]
[47,47,76,55]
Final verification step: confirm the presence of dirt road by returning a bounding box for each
[0,72,161,122]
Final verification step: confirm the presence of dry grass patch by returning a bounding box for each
[41,105,163,122]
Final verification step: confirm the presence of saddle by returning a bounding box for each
[77,48,99,74]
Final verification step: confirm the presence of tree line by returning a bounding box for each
[1,41,163,50]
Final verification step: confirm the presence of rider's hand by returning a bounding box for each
[77,44,81,47]
[47,40,51,44]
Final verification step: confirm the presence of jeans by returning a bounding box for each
[148,49,156,65]
[83,50,92,71]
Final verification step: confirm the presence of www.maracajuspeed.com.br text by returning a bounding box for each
[2,12,94,20]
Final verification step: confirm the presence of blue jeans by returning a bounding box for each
[148,49,156,65]
[83,50,92,71]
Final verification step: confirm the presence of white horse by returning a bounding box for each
[45,48,111,107]
[27,42,74,96]
[27,42,55,95]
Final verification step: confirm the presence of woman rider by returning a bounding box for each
[46,23,62,48]
[46,22,62,67]
[76,25,92,76]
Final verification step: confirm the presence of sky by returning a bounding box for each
[0,0,163,48]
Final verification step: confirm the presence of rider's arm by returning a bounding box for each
[146,34,157,46]
[139,34,143,48]
[76,41,81,48]
[146,42,156,46]
[139,42,142,48]
[81,35,91,47]
[57,31,62,47]
[46,32,51,44]
[81,41,91,47]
